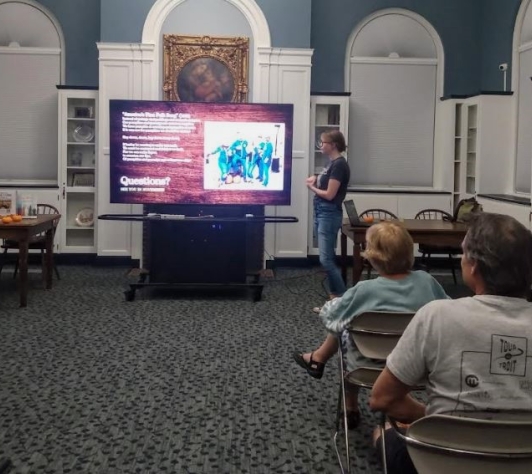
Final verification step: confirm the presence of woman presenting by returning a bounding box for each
[307,130,350,310]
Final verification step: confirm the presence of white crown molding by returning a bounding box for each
[350,56,437,66]
[0,46,60,55]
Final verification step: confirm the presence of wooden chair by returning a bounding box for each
[0,203,61,280]
[333,311,417,474]
[359,208,398,221]
[394,414,532,474]
[415,209,461,284]
[358,209,399,278]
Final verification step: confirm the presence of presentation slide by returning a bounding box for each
[109,100,293,206]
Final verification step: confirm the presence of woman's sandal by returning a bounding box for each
[292,351,325,379]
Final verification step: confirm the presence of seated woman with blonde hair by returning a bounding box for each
[293,221,449,427]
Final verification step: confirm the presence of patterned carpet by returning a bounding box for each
[0,265,470,474]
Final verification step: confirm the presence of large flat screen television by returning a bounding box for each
[109,100,294,206]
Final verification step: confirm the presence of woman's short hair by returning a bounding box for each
[363,221,414,275]
[322,130,347,153]
[463,213,532,297]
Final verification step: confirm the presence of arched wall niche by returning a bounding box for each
[142,0,271,100]
[0,0,63,48]
[346,8,443,96]
[511,0,532,193]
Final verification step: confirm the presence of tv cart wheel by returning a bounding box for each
[253,286,263,302]
[124,288,136,302]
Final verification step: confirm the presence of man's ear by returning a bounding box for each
[470,259,478,276]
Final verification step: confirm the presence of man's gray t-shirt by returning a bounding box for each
[387,295,532,415]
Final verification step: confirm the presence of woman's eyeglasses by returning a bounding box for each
[316,140,332,148]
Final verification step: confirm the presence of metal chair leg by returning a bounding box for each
[0,247,7,276]
[53,261,61,280]
[333,335,351,474]
[380,412,388,474]
[449,253,457,285]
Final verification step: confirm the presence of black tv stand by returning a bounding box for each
[99,207,297,302]
[124,271,264,302]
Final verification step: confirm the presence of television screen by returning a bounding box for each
[109,100,294,206]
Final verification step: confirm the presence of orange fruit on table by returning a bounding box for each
[11,214,23,222]
[2,216,13,224]
[362,215,374,223]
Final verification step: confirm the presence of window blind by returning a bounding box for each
[0,50,59,182]
[348,61,436,187]
[515,48,532,194]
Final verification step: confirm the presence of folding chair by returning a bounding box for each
[333,311,416,474]
[393,413,532,474]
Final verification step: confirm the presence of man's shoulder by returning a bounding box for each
[420,296,474,314]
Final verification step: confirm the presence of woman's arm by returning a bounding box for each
[307,178,341,201]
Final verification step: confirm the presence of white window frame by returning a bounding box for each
[344,8,444,190]
[511,0,532,196]
[0,0,64,186]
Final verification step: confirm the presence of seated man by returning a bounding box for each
[370,212,532,474]
[293,221,449,427]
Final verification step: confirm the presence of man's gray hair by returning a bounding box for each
[464,213,532,297]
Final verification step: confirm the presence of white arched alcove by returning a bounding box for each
[345,8,444,97]
[0,0,65,81]
[142,0,271,99]
[344,8,444,188]
[512,0,532,193]
[0,0,64,184]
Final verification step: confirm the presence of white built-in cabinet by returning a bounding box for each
[57,87,98,253]
[309,94,350,175]
[476,196,531,230]
[448,94,513,209]
[445,93,532,229]
[308,94,350,255]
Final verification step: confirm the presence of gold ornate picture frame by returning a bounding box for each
[163,34,249,103]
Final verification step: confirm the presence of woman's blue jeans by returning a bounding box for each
[314,200,346,296]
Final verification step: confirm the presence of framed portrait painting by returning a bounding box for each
[163,34,249,103]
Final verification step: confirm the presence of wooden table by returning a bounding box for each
[341,219,468,286]
[0,214,60,307]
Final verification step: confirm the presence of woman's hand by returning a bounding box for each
[306,175,317,187]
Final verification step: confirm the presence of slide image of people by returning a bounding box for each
[203,121,285,191]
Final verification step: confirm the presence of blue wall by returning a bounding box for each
[35,0,309,87]
[100,0,153,43]
[100,0,311,47]
[35,0,523,94]
[310,0,485,95]
[37,0,100,86]
[480,0,521,91]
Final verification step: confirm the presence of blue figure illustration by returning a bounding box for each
[229,133,249,180]
[208,144,229,183]
[248,136,264,180]
[260,136,274,186]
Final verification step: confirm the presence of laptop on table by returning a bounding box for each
[343,199,371,227]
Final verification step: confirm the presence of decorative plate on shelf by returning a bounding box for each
[75,207,94,227]
[73,124,94,143]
